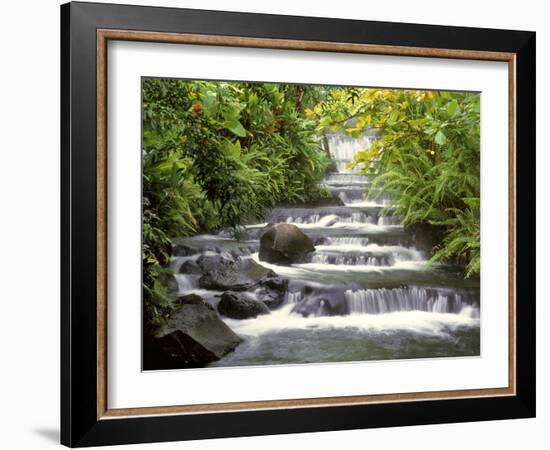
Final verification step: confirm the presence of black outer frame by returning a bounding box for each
[60,1,536,447]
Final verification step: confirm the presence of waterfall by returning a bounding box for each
[286,291,303,304]
[311,254,392,266]
[323,131,390,208]
[285,214,321,224]
[345,287,479,316]
[325,173,369,184]
[325,237,370,246]
[269,207,381,225]
[175,274,200,292]
[326,133,375,173]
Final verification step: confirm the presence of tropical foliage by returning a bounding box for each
[142,80,481,326]
[312,88,480,277]
[142,79,333,325]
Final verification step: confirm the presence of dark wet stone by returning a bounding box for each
[259,223,315,265]
[217,292,270,319]
[291,288,348,317]
[198,256,276,291]
[143,330,218,370]
[143,294,242,370]
[178,259,203,275]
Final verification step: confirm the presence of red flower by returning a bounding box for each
[191,102,201,117]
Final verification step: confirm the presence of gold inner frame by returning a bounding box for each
[96,29,517,420]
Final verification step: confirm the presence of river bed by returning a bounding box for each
[171,132,480,367]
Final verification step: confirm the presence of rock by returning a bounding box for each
[261,276,288,294]
[328,192,346,206]
[143,294,242,370]
[172,236,259,258]
[304,192,345,207]
[409,222,444,255]
[253,287,283,310]
[229,246,255,258]
[217,292,270,319]
[262,223,275,232]
[320,216,338,227]
[259,223,315,265]
[254,277,289,309]
[198,256,277,291]
[178,259,203,275]
[196,253,234,273]
[175,293,211,307]
[292,298,335,317]
[291,288,347,317]
[143,330,218,370]
[194,254,288,307]
[172,241,201,257]
[172,237,222,257]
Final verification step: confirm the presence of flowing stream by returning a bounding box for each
[171,132,480,367]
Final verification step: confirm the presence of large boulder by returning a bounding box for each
[143,330,219,370]
[197,255,277,291]
[143,294,242,370]
[217,292,270,319]
[259,223,315,265]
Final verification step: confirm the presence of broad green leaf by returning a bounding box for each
[435,130,447,145]
[446,100,459,117]
[224,119,247,137]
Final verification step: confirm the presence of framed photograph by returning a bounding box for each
[61,1,536,447]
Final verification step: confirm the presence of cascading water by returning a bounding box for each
[285,291,303,304]
[345,286,479,316]
[326,133,374,173]
[172,132,480,367]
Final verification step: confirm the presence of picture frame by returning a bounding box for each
[60,1,536,447]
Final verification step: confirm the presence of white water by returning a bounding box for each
[311,254,388,266]
[174,274,200,291]
[315,243,424,259]
[224,304,479,338]
[248,253,427,279]
[324,236,371,246]
[326,133,375,173]
[295,260,429,273]
[285,220,403,232]
[286,291,303,304]
[284,212,376,225]
[325,173,369,184]
[347,200,390,207]
[345,287,478,316]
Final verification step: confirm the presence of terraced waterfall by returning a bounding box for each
[171,132,480,366]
